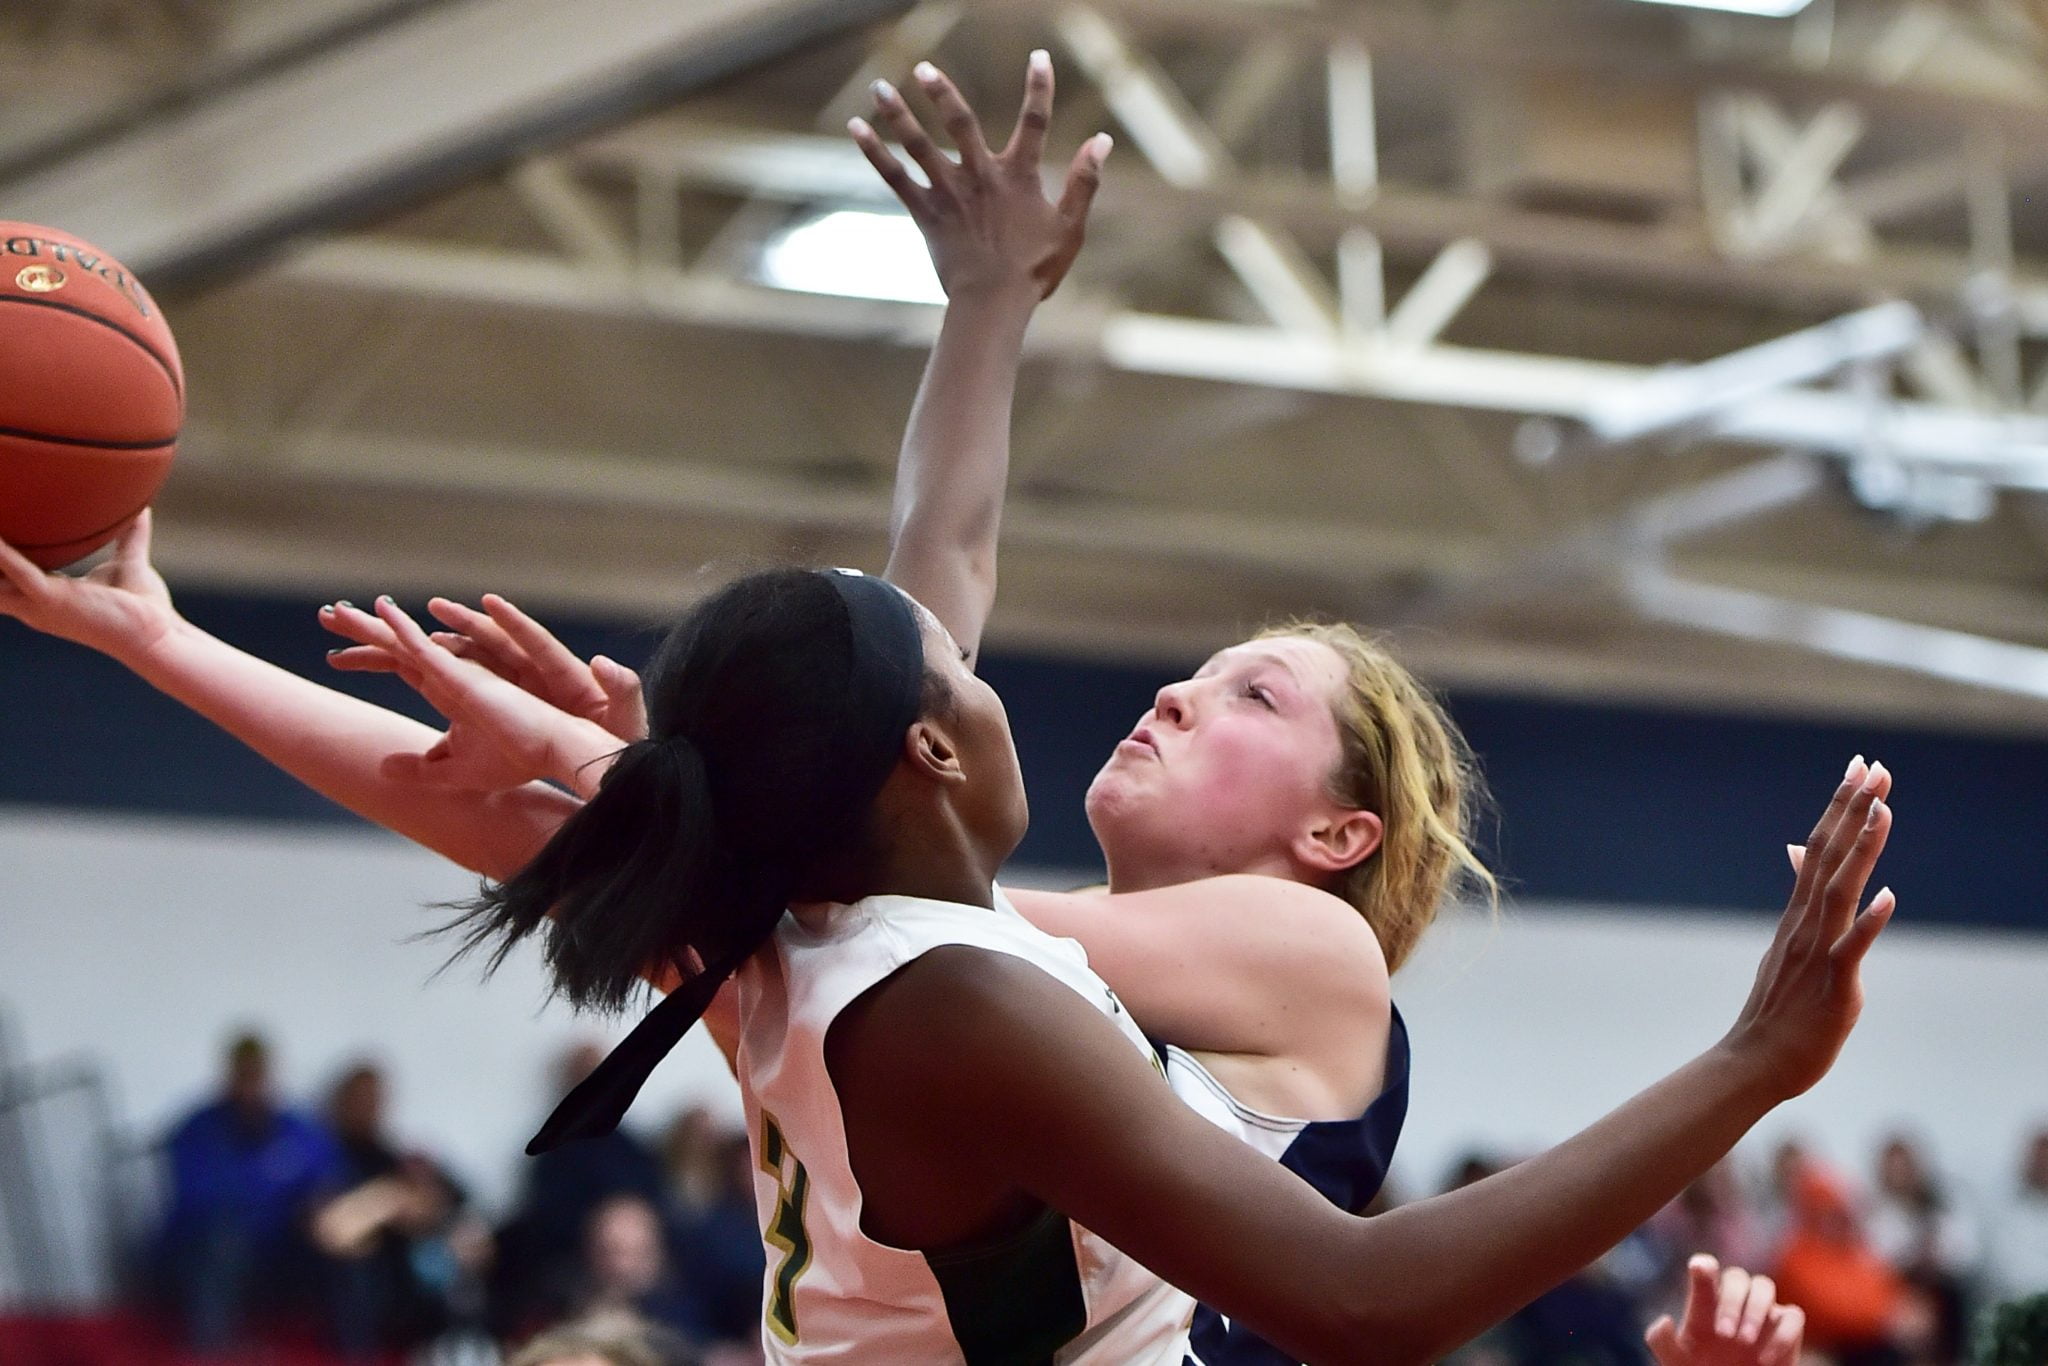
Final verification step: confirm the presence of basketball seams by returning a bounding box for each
[9,502,153,553]
[0,293,184,402]
[0,424,178,451]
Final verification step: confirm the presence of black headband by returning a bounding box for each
[527,569,926,1154]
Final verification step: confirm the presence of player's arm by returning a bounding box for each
[0,515,575,879]
[1006,877,1386,1059]
[843,764,1893,1364]
[860,57,1106,665]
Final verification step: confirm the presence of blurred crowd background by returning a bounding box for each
[48,1027,2048,1366]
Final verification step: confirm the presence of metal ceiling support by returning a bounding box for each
[1627,567,2048,701]
[0,0,911,283]
[278,236,2048,492]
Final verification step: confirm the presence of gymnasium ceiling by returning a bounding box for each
[10,0,2048,732]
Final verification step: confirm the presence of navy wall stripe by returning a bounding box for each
[4,589,2041,929]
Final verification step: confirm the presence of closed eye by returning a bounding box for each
[1243,682,1275,708]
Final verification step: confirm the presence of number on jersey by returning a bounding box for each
[758,1112,814,1345]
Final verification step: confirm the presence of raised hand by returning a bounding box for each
[324,593,647,742]
[1723,756,1896,1102]
[350,596,622,793]
[851,50,1110,300]
[0,510,179,663]
[1646,1255,1804,1366]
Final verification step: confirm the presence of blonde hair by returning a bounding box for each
[1257,622,1497,972]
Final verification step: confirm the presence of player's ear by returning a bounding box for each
[904,719,967,785]
[1296,808,1383,874]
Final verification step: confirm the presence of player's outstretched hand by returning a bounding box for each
[357,596,622,793]
[851,50,1110,300]
[1721,756,1895,1104]
[0,510,179,662]
[1646,1255,1804,1366]
[324,593,647,743]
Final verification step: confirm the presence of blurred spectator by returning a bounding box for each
[507,1309,671,1366]
[1988,1127,2048,1300]
[664,1111,763,1348]
[493,1042,670,1339]
[1867,1132,1979,1363]
[1438,1151,1650,1366]
[311,1060,495,1356]
[1770,1156,1924,1366]
[1643,1161,1767,1317]
[153,1031,346,1355]
[520,1195,708,1362]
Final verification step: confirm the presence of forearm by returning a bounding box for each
[124,619,576,878]
[1324,1044,1777,1363]
[882,280,1038,660]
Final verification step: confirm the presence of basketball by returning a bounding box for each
[0,222,182,570]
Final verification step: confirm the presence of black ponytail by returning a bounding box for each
[438,566,926,1031]
[448,734,748,1013]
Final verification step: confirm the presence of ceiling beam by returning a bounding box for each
[0,0,912,285]
[273,236,2048,488]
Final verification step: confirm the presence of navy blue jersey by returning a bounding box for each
[1176,1006,1410,1366]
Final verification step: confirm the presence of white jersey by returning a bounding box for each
[733,889,1196,1366]
[1160,1047,1307,1164]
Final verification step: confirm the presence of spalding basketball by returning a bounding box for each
[0,223,183,569]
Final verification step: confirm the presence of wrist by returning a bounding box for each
[1700,1035,1791,1118]
[119,611,195,679]
[547,717,623,796]
[944,273,1044,311]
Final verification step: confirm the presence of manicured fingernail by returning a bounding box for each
[1845,754,1864,779]
[1866,798,1887,827]
[1030,48,1050,71]
[318,605,333,616]
[1094,132,1114,158]
[1864,762,1887,791]
[914,61,938,82]
[378,595,394,607]
[848,116,870,136]
[326,648,343,658]
[872,78,896,102]
[336,600,354,610]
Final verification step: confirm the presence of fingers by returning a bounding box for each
[1713,1263,1751,1340]
[593,654,650,742]
[1678,1253,1719,1345]
[325,645,400,674]
[869,77,956,194]
[1004,48,1054,167]
[1057,132,1111,227]
[850,115,931,217]
[320,601,396,650]
[1737,1271,1778,1344]
[1642,1315,1678,1363]
[0,531,51,601]
[912,61,996,180]
[1830,884,1897,971]
[372,596,467,692]
[1789,762,1887,947]
[478,594,606,716]
[1790,756,1868,906]
[113,508,153,575]
[1759,1304,1805,1366]
[1819,789,1892,945]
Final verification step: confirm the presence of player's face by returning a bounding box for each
[1085,635,1352,880]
